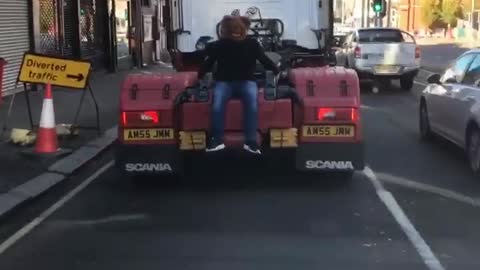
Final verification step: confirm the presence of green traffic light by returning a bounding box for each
[374,3,382,12]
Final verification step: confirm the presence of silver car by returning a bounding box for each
[420,49,480,175]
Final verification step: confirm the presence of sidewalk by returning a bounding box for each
[416,36,479,49]
[0,64,172,195]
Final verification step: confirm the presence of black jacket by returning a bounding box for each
[198,38,280,81]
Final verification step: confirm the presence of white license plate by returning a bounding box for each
[374,65,400,74]
[123,128,174,141]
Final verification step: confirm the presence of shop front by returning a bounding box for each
[34,0,110,71]
[109,0,170,71]
[0,0,31,96]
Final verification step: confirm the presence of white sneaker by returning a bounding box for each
[206,143,226,152]
[243,143,262,154]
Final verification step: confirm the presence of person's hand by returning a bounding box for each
[273,68,280,76]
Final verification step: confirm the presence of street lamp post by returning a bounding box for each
[387,0,391,27]
[362,0,366,27]
[407,0,411,32]
[367,0,370,27]
[472,0,475,27]
[412,0,416,32]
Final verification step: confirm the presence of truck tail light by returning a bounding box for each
[354,46,361,58]
[140,111,159,123]
[121,111,160,126]
[415,46,421,58]
[317,107,359,122]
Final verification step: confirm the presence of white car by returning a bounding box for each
[336,27,421,90]
[420,49,480,175]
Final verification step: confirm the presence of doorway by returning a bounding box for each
[109,0,139,71]
[116,0,136,70]
[108,0,172,71]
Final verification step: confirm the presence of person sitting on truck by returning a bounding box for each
[197,15,280,154]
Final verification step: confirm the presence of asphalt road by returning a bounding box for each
[420,44,469,72]
[1,76,480,270]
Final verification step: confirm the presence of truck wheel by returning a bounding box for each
[337,171,354,181]
[302,171,353,185]
[400,75,414,90]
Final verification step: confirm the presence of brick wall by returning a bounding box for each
[393,0,426,33]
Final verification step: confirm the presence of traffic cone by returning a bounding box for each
[22,84,71,157]
[35,83,58,153]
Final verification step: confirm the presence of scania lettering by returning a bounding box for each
[125,163,173,172]
[306,160,354,170]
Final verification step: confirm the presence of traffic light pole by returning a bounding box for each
[375,14,383,27]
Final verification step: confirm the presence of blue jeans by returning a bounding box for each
[211,81,258,143]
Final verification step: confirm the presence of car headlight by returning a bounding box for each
[196,36,213,51]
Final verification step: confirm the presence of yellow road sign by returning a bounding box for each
[18,53,91,89]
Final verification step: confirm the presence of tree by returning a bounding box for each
[462,0,480,12]
[420,0,441,29]
[441,0,462,27]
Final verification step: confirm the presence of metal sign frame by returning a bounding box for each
[1,51,101,139]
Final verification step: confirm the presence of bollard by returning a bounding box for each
[0,57,7,103]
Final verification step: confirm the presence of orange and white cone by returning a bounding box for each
[35,84,59,153]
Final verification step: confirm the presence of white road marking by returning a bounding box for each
[420,69,435,75]
[56,214,149,226]
[363,166,446,270]
[414,81,428,86]
[376,172,480,208]
[0,161,114,255]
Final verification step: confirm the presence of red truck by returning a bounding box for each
[115,0,364,180]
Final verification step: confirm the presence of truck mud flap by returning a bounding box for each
[114,143,183,175]
[295,142,364,172]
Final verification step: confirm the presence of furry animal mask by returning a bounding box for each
[220,15,251,41]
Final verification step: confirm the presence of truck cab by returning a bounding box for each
[115,0,365,179]
[168,0,336,73]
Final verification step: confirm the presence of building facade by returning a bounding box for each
[0,0,171,97]
[34,0,110,69]
[390,0,424,33]
[0,0,33,96]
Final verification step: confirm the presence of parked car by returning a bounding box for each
[335,27,420,91]
[419,49,480,175]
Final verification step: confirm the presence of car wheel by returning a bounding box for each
[400,75,414,90]
[467,127,480,176]
[419,101,433,141]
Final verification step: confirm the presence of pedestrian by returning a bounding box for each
[127,26,138,68]
[197,15,280,154]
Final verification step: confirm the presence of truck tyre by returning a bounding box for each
[303,171,353,185]
[400,75,414,90]
[337,171,354,181]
